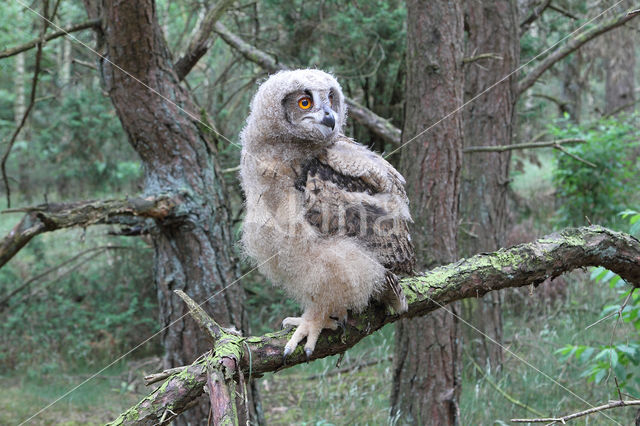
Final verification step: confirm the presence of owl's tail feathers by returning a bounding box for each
[380,271,408,314]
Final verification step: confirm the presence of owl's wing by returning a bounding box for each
[295,137,415,276]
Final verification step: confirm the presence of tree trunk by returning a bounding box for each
[459,0,519,374]
[561,52,584,122]
[604,26,635,116]
[84,1,261,424]
[392,1,464,424]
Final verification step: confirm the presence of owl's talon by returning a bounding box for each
[283,346,292,361]
[305,348,313,361]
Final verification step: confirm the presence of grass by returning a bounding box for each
[1,274,636,424]
[0,364,142,425]
[3,156,638,424]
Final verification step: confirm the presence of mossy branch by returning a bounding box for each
[110,225,640,424]
[0,194,180,269]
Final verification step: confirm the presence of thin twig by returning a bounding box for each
[1,1,52,208]
[603,98,640,118]
[0,245,128,309]
[605,288,635,387]
[0,19,100,59]
[464,138,585,153]
[517,10,640,95]
[549,4,580,20]
[531,92,572,108]
[512,399,640,423]
[466,351,545,417]
[520,0,553,31]
[462,52,503,64]
[72,58,98,70]
[553,143,597,168]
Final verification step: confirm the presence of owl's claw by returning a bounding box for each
[281,312,340,361]
[283,346,292,364]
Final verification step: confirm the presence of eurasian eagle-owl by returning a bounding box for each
[240,69,415,358]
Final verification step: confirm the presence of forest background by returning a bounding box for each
[0,0,639,424]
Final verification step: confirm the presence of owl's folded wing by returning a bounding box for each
[295,140,415,276]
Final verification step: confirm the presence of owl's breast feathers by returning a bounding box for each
[294,138,416,275]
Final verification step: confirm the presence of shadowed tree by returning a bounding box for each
[604,25,635,116]
[80,1,260,423]
[391,0,464,423]
[459,0,520,373]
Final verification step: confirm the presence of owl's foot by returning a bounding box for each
[282,310,344,360]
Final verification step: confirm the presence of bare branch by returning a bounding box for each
[212,22,284,72]
[512,399,640,423]
[110,226,640,424]
[1,2,51,208]
[213,22,402,146]
[531,92,572,108]
[0,19,100,59]
[0,195,178,269]
[549,4,580,21]
[174,0,236,80]
[520,0,552,32]
[0,245,128,309]
[463,52,503,64]
[464,138,585,153]
[553,142,597,168]
[517,9,640,96]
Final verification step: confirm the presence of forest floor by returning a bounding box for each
[2,272,635,425]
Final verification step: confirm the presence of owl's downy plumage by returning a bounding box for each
[239,69,415,358]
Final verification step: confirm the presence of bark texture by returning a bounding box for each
[83,1,257,423]
[604,25,636,116]
[393,1,464,423]
[111,226,640,425]
[460,0,519,373]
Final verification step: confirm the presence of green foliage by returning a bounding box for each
[551,115,640,227]
[0,229,158,372]
[554,211,640,398]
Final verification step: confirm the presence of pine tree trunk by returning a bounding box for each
[392,1,464,423]
[604,26,635,115]
[459,0,519,374]
[83,1,261,423]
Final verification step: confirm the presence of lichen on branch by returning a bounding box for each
[110,225,640,425]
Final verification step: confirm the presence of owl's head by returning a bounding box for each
[243,69,347,146]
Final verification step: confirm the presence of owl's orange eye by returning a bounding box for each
[298,97,313,110]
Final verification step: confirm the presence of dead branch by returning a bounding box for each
[174,0,235,80]
[463,138,585,153]
[0,195,178,269]
[213,22,402,146]
[520,0,552,33]
[110,225,640,425]
[463,52,503,64]
[0,19,100,59]
[603,98,640,118]
[553,143,597,168]
[531,92,572,108]
[549,4,580,21]
[512,399,640,423]
[517,9,640,96]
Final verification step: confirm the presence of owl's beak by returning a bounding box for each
[320,104,336,131]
